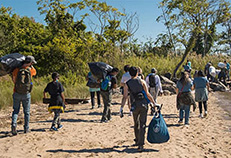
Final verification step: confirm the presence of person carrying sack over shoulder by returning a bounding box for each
[11,55,37,135]
[121,66,156,152]
[100,67,119,123]
[44,72,66,131]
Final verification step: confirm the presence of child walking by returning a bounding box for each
[43,72,66,131]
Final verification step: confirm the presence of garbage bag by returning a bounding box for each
[88,62,113,80]
[0,53,25,76]
[147,111,170,143]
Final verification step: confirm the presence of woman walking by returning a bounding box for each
[193,70,209,118]
[176,72,196,126]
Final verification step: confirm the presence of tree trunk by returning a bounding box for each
[172,32,197,78]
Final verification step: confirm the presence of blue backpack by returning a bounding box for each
[147,107,170,144]
[101,75,112,91]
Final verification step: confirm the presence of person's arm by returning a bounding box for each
[121,84,129,107]
[43,91,47,98]
[12,68,19,83]
[61,92,65,103]
[30,65,36,77]
[192,84,195,90]
[176,88,179,94]
[206,82,210,92]
[156,75,163,93]
[120,82,125,87]
[112,76,117,89]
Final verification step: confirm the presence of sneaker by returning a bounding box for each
[178,119,183,123]
[98,104,101,108]
[138,145,144,152]
[24,129,30,133]
[57,124,63,129]
[204,111,208,117]
[11,126,17,136]
[100,119,108,123]
[128,111,132,116]
[185,124,190,127]
[199,113,204,118]
[120,109,124,118]
[91,106,95,109]
[50,126,58,131]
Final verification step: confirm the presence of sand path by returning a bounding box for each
[0,92,230,158]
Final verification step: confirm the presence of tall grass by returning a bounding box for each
[0,76,89,109]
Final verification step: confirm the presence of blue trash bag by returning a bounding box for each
[147,110,170,144]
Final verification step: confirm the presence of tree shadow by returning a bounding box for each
[46,145,159,154]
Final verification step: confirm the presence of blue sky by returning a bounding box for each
[0,0,166,42]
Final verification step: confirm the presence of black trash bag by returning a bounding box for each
[88,62,113,80]
[0,53,25,76]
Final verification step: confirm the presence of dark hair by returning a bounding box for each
[111,67,119,73]
[197,70,205,77]
[179,71,190,85]
[124,65,130,72]
[52,72,59,80]
[129,66,138,77]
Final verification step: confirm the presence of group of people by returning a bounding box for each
[9,56,214,152]
[204,60,230,85]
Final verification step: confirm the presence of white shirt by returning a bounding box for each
[121,72,131,84]
[145,73,163,92]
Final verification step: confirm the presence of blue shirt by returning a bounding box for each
[226,63,230,71]
[177,80,193,92]
[193,77,208,89]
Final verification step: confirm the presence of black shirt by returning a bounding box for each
[44,81,64,106]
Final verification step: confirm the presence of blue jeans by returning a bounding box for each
[179,105,190,125]
[12,92,31,130]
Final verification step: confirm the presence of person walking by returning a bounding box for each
[193,70,210,118]
[121,66,156,152]
[43,72,66,131]
[224,60,230,81]
[100,67,119,123]
[145,68,163,102]
[86,72,101,109]
[11,55,37,135]
[176,71,196,126]
[120,65,131,117]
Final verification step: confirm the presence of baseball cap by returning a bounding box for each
[151,68,156,73]
[25,55,37,64]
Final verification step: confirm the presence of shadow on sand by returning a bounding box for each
[46,145,159,154]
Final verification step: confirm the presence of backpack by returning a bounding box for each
[15,68,32,94]
[149,74,156,87]
[101,75,111,91]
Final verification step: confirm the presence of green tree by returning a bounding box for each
[158,0,231,77]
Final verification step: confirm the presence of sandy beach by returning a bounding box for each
[0,92,230,158]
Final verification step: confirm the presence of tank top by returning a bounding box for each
[126,78,148,106]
